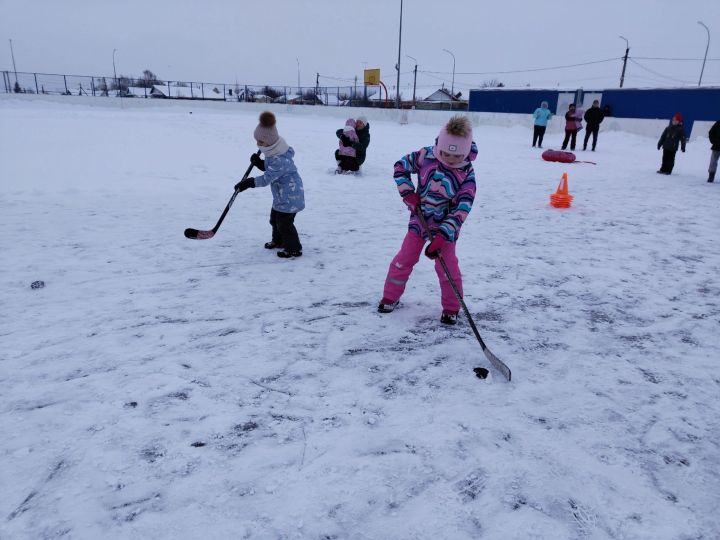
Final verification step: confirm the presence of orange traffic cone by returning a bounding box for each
[550,172,573,208]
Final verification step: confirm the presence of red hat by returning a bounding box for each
[672,112,683,122]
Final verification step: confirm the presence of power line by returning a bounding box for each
[418,57,621,76]
[628,59,696,85]
[632,56,720,61]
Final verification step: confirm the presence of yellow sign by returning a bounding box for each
[364,69,380,86]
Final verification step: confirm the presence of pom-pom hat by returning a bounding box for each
[253,111,279,145]
[435,115,473,159]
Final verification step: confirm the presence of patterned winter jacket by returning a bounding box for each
[393,142,477,242]
[253,147,305,213]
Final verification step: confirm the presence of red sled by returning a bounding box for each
[542,149,596,165]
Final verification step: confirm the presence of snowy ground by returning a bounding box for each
[1,97,719,539]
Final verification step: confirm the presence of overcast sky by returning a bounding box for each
[1,0,719,96]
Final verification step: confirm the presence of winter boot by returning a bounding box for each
[440,310,458,325]
[277,249,302,258]
[709,171,716,183]
[377,298,399,313]
[264,241,282,249]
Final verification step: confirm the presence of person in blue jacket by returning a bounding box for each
[235,111,305,258]
[532,101,552,148]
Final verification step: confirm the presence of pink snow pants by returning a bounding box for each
[383,230,463,312]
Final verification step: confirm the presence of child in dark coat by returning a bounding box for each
[657,113,686,175]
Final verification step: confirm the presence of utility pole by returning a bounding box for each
[9,39,18,88]
[296,57,300,92]
[113,48,119,96]
[395,0,403,109]
[697,21,710,86]
[407,55,417,108]
[619,36,629,88]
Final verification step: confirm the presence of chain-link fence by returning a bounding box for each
[1,70,468,110]
[1,71,406,107]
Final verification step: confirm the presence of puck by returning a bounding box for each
[473,367,489,379]
[31,280,45,289]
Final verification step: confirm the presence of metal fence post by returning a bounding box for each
[34,73,39,94]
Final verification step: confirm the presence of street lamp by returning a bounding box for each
[697,21,710,86]
[619,36,629,88]
[9,39,18,88]
[406,55,418,107]
[296,57,300,92]
[395,0,403,109]
[442,48,455,97]
[112,48,118,96]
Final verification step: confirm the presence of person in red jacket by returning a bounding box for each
[561,103,582,151]
[657,113,686,175]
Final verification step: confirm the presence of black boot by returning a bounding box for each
[709,171,716,183]
[277,249,302,258]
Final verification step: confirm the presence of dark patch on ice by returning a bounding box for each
[454,469,486,502]
[512,495,527,510]
[233,421,259,434]
[181,363,192,369]
[334,301,371,308]
[587,310,614,324]
[191,379,210,387]
[191,441,206,447]
[140,445,165,463]
[167,391,189,400]
[123,401,138,408]
[663,454,690,467]
[8,460,67,520]
[639,369,661,384]
[111,493,162,523]
[218,328,240,336]
[672,254,703,263]
[474,311,504,322]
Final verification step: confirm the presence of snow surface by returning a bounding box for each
[1,97,719,539]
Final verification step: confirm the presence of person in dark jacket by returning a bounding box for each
[336,115,371,169]
[583,100,605,151]
[657,113,686,175]
[707,120,720,182]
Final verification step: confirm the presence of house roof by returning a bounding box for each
[423,88,461,102]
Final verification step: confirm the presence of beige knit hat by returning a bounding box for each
[253,111,279,145]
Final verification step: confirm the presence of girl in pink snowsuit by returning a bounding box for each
[378,116,477,325]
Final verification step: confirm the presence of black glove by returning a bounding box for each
[340,135,352,146]
[235,177,255,192]
[250,153,265,171]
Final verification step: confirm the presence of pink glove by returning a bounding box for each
[424,234,446,259]
[402,192,420,213]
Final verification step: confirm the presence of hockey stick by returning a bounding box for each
[415,209,512,382]
[184,150,261,240]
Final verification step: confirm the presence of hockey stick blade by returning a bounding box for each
[481,344,512,382]
[184,228,215,240]
[183,150,260,241]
